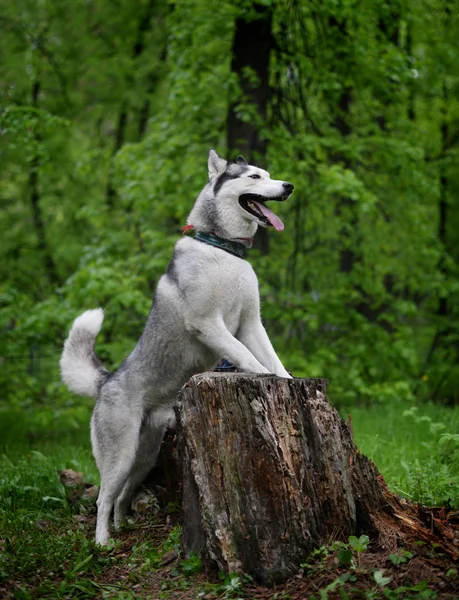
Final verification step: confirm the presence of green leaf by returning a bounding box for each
[389,553,405,565]
[373,569,391,587]
[42,496,65,505]
[181,552,202,575]
[348,535,369,553]
[71,554,94,575]
[337,548,353,566]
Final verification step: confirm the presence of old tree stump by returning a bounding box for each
[151,373,458,585]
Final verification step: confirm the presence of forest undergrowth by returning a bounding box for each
[0,398,458,599]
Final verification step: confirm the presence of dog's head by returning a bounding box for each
[208,149,293,232]
[187,149,294,242]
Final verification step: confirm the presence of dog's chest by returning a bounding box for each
[217,260,259,332]
[173,239,261,334]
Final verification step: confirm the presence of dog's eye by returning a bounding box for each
[249,174,261,179]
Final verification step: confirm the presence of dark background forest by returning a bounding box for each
[1,0,458,410]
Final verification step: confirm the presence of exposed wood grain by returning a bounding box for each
[178,374,381,583]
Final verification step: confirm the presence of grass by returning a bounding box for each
[0,398,458,599]
[346,401,459,508]
[0,405,99,594]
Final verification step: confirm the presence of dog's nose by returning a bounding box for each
[283,182,294,192]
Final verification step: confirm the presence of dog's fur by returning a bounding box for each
[60,149,293,545]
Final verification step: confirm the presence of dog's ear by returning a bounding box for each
[208,148,227,180]
[235,155,248,166]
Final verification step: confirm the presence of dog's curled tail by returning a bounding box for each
[60,309,107,398]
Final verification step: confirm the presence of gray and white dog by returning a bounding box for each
[60,149,294,545]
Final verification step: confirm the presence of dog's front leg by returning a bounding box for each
[237,318,292,378]
[188,317,270,374]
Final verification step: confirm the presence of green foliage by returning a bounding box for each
[373,570,391,588]
[314,535,370,572]
[337,547,353,567]
[196,571,254,599]
[305,537,440,600]
[129,525,183,572]
[0,0,458,411]
[180,552,202,576]
[388,550,413,566]
[349,401,459,507]
[0,408,96,517]
[348,535,370,554]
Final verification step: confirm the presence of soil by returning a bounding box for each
[95,511,459,599]
[3,505,458,599]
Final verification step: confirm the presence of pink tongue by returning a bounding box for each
[253,201,284,231]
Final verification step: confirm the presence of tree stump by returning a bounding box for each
[176,373,459,585]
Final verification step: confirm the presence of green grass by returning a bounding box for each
[0,406,98,512]
[0,399,458,598]
[0,406,101,596]
[346,401,459,507]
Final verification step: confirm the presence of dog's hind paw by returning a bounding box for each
[95,530,111,546]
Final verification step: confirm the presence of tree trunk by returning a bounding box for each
[176,373,458,585]
[227,2,273,255]
[106,0,159,207]
[28,73,60,286]
[227,3,272,159]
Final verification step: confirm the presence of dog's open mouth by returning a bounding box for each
[238,194,288,231]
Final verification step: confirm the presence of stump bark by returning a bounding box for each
[176,373,458,585]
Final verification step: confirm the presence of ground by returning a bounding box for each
[2,505,458,599]
[0,401,458,599]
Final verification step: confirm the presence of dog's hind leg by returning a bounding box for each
[91,404,144,546]
[113,407,176,529]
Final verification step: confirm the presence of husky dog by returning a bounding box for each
[60,149,294,545]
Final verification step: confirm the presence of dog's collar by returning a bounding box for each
[194,230,247,259]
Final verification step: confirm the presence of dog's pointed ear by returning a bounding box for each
[208,148,227,180]
[235,155,248,166]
